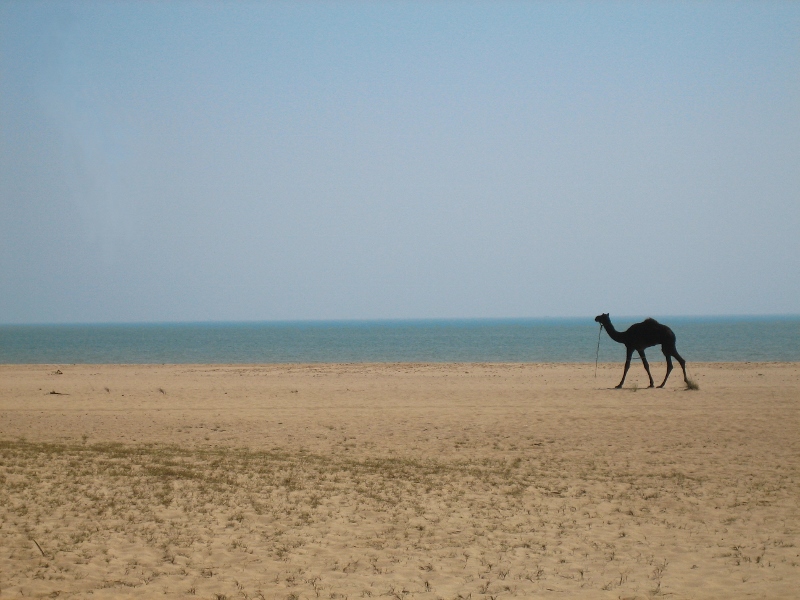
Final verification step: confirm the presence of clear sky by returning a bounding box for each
[1,1,798,324]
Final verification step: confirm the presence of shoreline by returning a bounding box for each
[2,362,798,598]
[2,359,798,365]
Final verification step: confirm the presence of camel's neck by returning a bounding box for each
[602,320,627,344]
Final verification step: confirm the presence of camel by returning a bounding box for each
[595,313,688,389]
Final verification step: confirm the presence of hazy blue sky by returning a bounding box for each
[1,1,798,324]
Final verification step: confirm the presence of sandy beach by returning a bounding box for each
[1,362,798,599]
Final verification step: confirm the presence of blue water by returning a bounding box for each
[0,317,798,364]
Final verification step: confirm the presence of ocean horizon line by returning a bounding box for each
[4,314,800,328]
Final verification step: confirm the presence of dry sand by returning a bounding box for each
[1,362,798,599]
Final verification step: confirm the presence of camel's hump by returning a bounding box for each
[643,318,659,325]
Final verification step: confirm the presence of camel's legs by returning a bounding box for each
[659,346,688,387]
[638,349,655,387]
[616,347,634,388]
[673,349,688,383]
[659,348,673,388]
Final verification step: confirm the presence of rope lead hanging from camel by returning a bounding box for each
[595,326,601,378]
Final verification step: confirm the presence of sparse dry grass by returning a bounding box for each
[2,432,798,599]
[1,362,798,598]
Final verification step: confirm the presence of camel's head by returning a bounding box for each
[594,313,609,325]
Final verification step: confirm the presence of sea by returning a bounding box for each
[1,317,798,364]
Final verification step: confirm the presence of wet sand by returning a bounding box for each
[1,362,798,598]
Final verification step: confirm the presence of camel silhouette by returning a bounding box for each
[595,313,688,389]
